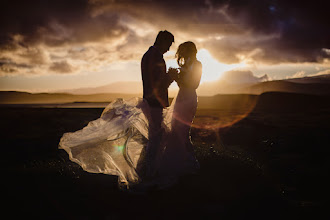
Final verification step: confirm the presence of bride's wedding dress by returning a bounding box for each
[59,62,201,189]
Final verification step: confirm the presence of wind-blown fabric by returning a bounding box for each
[59,97,176,188]
[59,82,200,189]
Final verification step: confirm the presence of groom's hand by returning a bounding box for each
[168,68,179,81]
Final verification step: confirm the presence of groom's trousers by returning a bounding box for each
[145,106,164,178]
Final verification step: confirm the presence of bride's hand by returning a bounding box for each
[168,68,179,81]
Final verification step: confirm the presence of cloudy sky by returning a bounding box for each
[0,0,329,92]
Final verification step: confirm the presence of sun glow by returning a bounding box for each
[166,49,246,83]
[196,49,246,82]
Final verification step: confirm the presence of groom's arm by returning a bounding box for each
[154,59,173,89]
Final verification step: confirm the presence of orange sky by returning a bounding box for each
[0,0,329,93]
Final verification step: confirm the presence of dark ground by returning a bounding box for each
[1,92,330,219]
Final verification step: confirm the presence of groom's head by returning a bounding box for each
[154,30,174,54]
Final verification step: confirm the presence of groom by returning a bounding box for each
[141,30,178,178]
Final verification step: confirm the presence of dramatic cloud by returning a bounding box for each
[289,71,307,79]
[221,70,269,84]
[0,57,33,75]
[49,61,76,73]
[0,0,329,76]
[0,0,145,76]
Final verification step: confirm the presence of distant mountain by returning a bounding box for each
[2,91,330,116]
[284,73,330,84]
[197,80,251,96]
[55,74,330,96]
[240,79,330,95]
[0,91,260,111]
[58,81,143,95]
[57,80,180,96]
[221,70,269,84]
[0,91,139,104]
[2,74,330,104]
[197,74,330,96]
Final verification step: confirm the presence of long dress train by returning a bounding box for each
[59,94,198,189]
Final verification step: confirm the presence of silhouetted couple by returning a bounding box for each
[59,30,202,190]
[141,30,202,183]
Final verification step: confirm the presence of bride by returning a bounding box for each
[59,41,202,189]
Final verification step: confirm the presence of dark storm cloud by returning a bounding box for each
[0,0,87,48]
[0,0,329,76]
[0,57,32,74]
[198,0,330,63]
[49,60,75,73]
[0,0,136,75]
[0,0,129,48]
[90,0,330,63]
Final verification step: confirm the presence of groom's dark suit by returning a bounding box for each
[141,46,172,108]
[140,45,173,178]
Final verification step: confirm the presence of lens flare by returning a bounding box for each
[176,96,258,130]
[114,145,124,153]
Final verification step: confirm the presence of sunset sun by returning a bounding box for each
[166,48,247,84]
[196,49,246,83]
